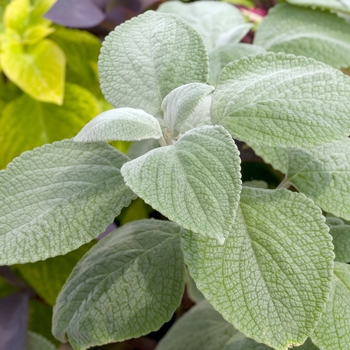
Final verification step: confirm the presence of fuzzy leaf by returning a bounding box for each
[286,138,350,220]
[99,11,208,117]
[212,52,350,147]
[0,83,99,168]
[329,225,350,263]
[157,1,245,51]
[121,125,242,243]
[0,140,136,264]
[208,43,266,86]
[254,4,350,69]
[0,36,65,104]
[162,83,214,137]
[26,332,55,350]
[181,187,333,350]
[215,23,253,47]
[75,108,163,142]
[286,0,350,13]
[311,262,350,350]
[53,219,185,350]
[156,300,238,350]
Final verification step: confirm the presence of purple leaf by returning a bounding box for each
[0,292,29,350]
[45,0,106,28]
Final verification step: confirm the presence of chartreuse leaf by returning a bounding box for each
[16,241,95,306]
[181,187,333,350]
[286,138,350,220]
[75,108,163,142]
[3,0,30,34]
[162,83,214,138]
[328,225,350,263]
[121,125,242,243]
[27,332,55,350]
[49,26,101,95]
[157,1,245,51]
[99,11,208,117]
[0,83,99,169]
[208,43,266,86]
[311,262,350,350]
[53,219,185,349]
[156,300,238,350]
[254,4,350,69]
[0,35,65,104]
[0,140,136,264]
[286,0,350,14]
[212,52,350,147]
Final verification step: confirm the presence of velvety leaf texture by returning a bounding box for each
[157,1,245,51]
[286,138,350,220]
[74,108,163,142]
[0,140,136,264]
[181,187,333,350]
[329,225,350,263]
[26,332,55,350]
[53,219,185,350]
[286,0,350,13]
[224,335,273,350]
[121,125,242,243]
[254,3,350,69]
[311,262,350,350]
[99,11,208,117]
[212,52,350,147]
[156,300,238,350]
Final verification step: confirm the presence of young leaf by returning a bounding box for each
[311,262,350,350]
[99,11,208,117]
[27,332,55,350]
[208,43,266,86]
[53,219,185,350]
[329,225,350,263]
[0,36,65,104]
[254,4,350,69]
[215,23,253,48]
[156,300,238,350]
[212,52,350,147]
[75,108,163,142]
[121,125,242,243]
[0,83,100,168]
[0,140,136,264]
[286,138,350,220]
[157,1,245,51]
[3,0,30,34]
[286,0,350,13]
[181,187,334,350]
[162,83,214,137]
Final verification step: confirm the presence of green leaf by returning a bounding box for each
[215,23,253,47]
[181,187,334,350]
[286,138,350,220]
[243,180,268,189]
[224,334,272,350]
[329,225,350,263]
[254,3,350,69]
[208,43,266,86]
[311,262,350,350]
[16,241,95,306]
[286,0,350,14]
[0,140,136,264]
[157,1,245,51]
[53,219,185,349]
[121,125,242,243]
[0,83,99,168]
[162,83,214,137]
[3,0,30,34]
[156,300,238,350]
[325,216,345,227]
[27,331,55,350]
[99,11,208,117]
[185,269,205,303]
[1,36,65,104]
[49,26,101,95]
[212,52,350,147]
[75,108,163,142]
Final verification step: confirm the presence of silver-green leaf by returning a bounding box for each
[329,225,350,263]
[0,140,136,264]
[121,125,242,243]
[212,52,350,147]
[53,219,185,350]
[286,0,350,14]
[156,300,238,350]
[311,262,350,350]
[254,3,350,69]
[162,83,214,138]
[27,332,56,350]
[99,11,208,117]
[74,108,163,142]
[181,187,333,350]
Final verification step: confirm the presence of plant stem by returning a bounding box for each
[276,177,291,190]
